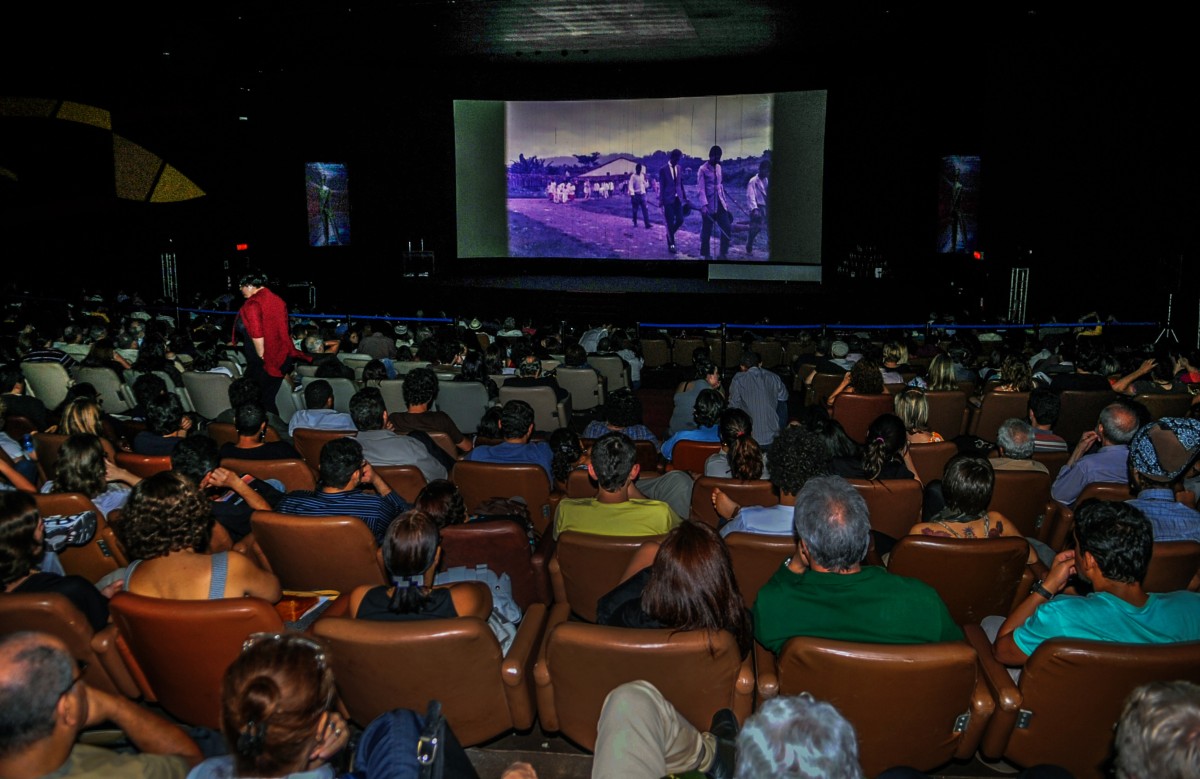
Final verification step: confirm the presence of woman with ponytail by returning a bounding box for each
[829,413,918,482]
[704,407,769,480]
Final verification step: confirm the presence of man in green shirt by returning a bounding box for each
[753,476,962,653]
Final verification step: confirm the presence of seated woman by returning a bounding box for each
[0,491,113,631]
[549,428,588,491]
[704,407,768,480]
[56,396,118,462]
[1114,352,1193,396]
[218,403,302,461]
[42,434,141,517]
[893,388,944,445]
[112,471,281,602]
[80,337,132,374]
[130,334,184,387]
[582,389,660,451]
[662,389,725,462]
[992,354,1034,393]
[188,341,234,377]
[824,358,886,409]
[667,355,722,438]
[910,352,960,392]
[595,521,752,657]
[880,341,911,385]
[454,349,500,401]
[348,510,490,623]
[829,414,918,482]
[714,426,829,537]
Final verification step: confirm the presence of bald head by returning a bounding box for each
[1099,403,1139,446]
[0,632,75,757]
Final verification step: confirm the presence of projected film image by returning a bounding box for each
[507,95,772,261]
[938,155,979,254]
[306,162,351,247]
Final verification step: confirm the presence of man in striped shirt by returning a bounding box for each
[276,437,409,543]
[728,350,789,446]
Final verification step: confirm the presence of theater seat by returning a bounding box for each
[886,536,1030,625]
[33,492,127,582]
[453,460,557,535]
[907,440,958,485]
[1142,541,1200,593]
[498,385,571,432]
[989,470,1055,540]
[371,464,427,503]
[689,476,776,527]
[292,428,356,477]
[667,439,720,474]
[1046,481,1132,550]
[113,451,172,479]
[724,531,794,609]
[831,393,895,445]
[249,511,387,594]
[221,457,316,493]
[846,478,923,541]
[441,519,547,609]
[549,532,662,623]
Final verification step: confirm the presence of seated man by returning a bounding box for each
[388,367,472,453]
[582,389,661,452]
[0,631,202,778]
[553,431,688,540]
[991,500,1200,669]
[464,400,555,484]
[1051,402,1139,505]
[348,388,448,483]
[715,426,829,537]
[276,437,410,543]
[753,475,962,653]
[1125,417,1200,543]
[287,379,355,436]
[991,417,1049,473]
[213,376,292,443]
[131,392,191,456]
[504,357,568,403]
[219,403,303,461]
[1028,388,1068,453]
[172,435,281,542]
[0,363,49,431]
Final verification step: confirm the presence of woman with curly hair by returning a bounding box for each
[992,354,1034,393]
[704,407,767,480]
[597,520,752,658]
[548,428,588,488]
[824,358,886,408]
[113,471,280,601]
[42,434,141,517]
[713,426,830,537]
[829,413,917,482]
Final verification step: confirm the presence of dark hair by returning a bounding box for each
[145,392,184,436]
[227,376,260,409]
[81,338,118,368]
[349,388,386,430]
[0,633,75,755]
[500,401,534,440]
[0,492,41,586]
[318,437,364,489]
[131,335,174,378]
[999,354,1033,392]
[766,426,829,496]
[381,510,440,614]
[403,368,439,408]
[693,356,718,381]
[414,480,467,528]
[1028,388,1061,427]
[564,344,588,367]
[549,428,584,484]
[114,471,212,559]
[361,359,388,385]
[457,350,490,386]
[171,435,221,484]
[591,432,637,491]
[132,372,169,409]
[238,270,270,288]
[476,406,503,438]
[693,389,726,428]
[222,634,335,777]
[941,455,994,517]
[718,408,764,480]
[603,389,643,429]
[51,434,107,499]
[642,522,752,656]
[1073,500,1153,585]
[861,414,907,480]
[234,403,267,437]
[848,358,884,395]
[809,417,859,460]
[303,379,333,410]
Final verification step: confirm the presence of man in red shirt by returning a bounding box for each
[235,270,308,413]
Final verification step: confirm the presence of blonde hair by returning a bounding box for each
[927,354,958,392]
[59,397,105,438]
[893,389,930,434]
[882,341,908,366]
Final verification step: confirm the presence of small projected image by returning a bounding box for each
[307,162,350,247]
[938,155,979,254]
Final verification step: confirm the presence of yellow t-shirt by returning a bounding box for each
[553,498,681,539]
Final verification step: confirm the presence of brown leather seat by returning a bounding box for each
[564,467,594,498]
[969,392,1031,442]
[1133,393,1193,422]
[724,531,794,608]
[846,478,923,540]
[831,393,895,444]
[550,532,662,623]
[1054,390,1118,449]
[1032,450,1069,481]
[925,391,970,438]
[441,520,547,609]
[498,385,571,431]
[757,635,993,777]
[887,536,1030,625]
[113,451,172,479]
[0,592,139,698]
[371,464,427,503]
[453,460,557,535]
[292,428,356,477]
[668,439,721,474]
[1143,541,1200,592]
[33,492,127,582]
[221,457,317,493]
[108,592,284,729]
[1046,482,1132,550]
[31,431,68,481]
[534,618,755,750]
[965,625,1200,779]
[907,441,958,484]
[689,476,776,527]
[312,600,548,746]
[207,421,281,449]
[249,511,387,594]
[989,469,1055,540]
[805,372,843,407]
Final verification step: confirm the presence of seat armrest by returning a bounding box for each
[734,651,756,724]
[532,602,572,733]
[754,641,778,701]
[955,649,997,760]
[502,603,548,688]
[962,624,1022,759]
[92,625,142,699]
[1036,501,1060,544]
[530,532,556,605]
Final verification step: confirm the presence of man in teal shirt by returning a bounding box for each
[753,476,962,653]
[993,500,1200,667]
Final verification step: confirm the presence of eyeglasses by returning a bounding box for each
[57,659,88,699]
[242,633,328,673]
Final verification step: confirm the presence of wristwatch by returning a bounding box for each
[1030,579,1055,600]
